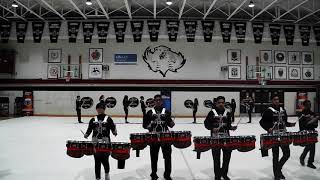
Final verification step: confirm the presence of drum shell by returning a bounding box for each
[193,137,211,152]
[66,141,84,158]
[111,143,131,160]
[173,131,192,149]
[237,136,256,152]
[130,133,147,150]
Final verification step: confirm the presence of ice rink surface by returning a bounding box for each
[0,116,319,180]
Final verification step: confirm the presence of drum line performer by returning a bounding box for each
[259,95,295,180]
[84,103,117,180]
[143,94,175,180]
[76,96,83,123]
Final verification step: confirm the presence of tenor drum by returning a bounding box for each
[173,131,192,149]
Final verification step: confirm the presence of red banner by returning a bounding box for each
[296,92,308,114]
[23,91,33,116]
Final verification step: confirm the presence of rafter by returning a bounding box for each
[203,0,219,19]
[14,0,45,20]
[250,0,278,21]
[0,4,27,21]
[96,0,109,19]
[124,0,132,19]
[179,0,187,19]
[273,0,309,22]
[227,0,248,20]
[39,0,65,20]
[67,0,87,19]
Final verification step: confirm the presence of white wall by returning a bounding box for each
[0,91,23,115]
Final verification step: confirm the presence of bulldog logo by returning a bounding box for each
[142,45,186,77]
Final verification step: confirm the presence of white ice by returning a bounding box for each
[0,116,319,180]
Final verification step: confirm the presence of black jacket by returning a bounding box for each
[143,106,175,132]
[140,100,146,112]
[259,106,293,132]
[230,102,236,112]
[299,109,319,131]
[85,114,116,141]
[204,108,232,135]
[76,99,82,110]
[123,98,129,109]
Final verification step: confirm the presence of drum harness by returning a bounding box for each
[151,108,167,133]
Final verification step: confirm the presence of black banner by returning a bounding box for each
[48,22,61,43]
[201,20,214,42]
[131,21,144,42]
[147,20,161,42]
[83,22,94,43]
[313,26,320,46]
[68,22,80,43]
[283,25,295,45]
[0,22,11,43]
[97,22,110,43]
[269,24,281,45]
[220,22,232,43]
[32,22,44,43]
[114,21,127,43]
[166,20,179,42]
[252,23,264,44]
[184,21,197,42]
[234,22,247,43]
[16,22,28,43]
[299,25,311,46]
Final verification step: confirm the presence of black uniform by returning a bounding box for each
[76,99,83,123]
[85,114,117,180]
[248,101,254,123]
[143,106,175,180]
[260,106,294,179]
[204,108,232,179]
[140,99,146,116]
[123,97,129,122]
[299,109,318,165]
[193,100,198,123]
[230,102,236,123]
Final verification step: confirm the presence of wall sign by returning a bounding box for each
[114,54,137,65]
[81,97,94,109]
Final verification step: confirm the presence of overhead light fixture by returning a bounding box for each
[166,0,173,6]
[248,0,255,8]
[86,0,93,6]
[12,2,18,8]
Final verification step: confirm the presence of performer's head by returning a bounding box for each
[303,100,311,110]
[271,94,280,107]
[124,95,128,100]
[96,102,106,115]
[99,95,104,100]
[77,96,80,100]
[154,94,163,108]
[216,96,225,110]
[140,96,144,100]
[231,99,235,103]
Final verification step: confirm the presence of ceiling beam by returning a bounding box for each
[14,0,45,20]
[67,0,87,19]
[39,0,65,20]
[227,0,248,20]
[250,0,278,21]
[273,0,309,22]
[96,0,109,19]
[295,8,320,23]
[0,4,27,21]
[124,0,132,19]
[203,0,219,19]
[0,15,8,21]
[179,0,187,19]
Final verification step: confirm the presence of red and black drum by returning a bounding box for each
[80,141,94,155]
[130,133,147,157]
[292,130,318,146]
[260,134,278,150]
[278,132,292,146]
[111,142,131,169]
[237,136,256,152]
[95,142,112,154]
[210,137,224,149]
[193,136,211,159]
[159,131,175,145]
[173,131,192,149]
[145,132,159,145]
[224,136,240,150]
[66,140,84,158]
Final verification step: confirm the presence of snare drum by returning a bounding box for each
[159,131,175,145]
[224,136,240,150]
[260,134,278,150]
[145,132,159,145]
[237,136,256,152]
[130,133,147,150]
[80,141,94,156]
[278,132,292,146]
[95,142,112,154]
[193,136,212,152]
[210,137,224,149]
[111,142,131,169]
[66,140,84,158]
[173,131,192,149]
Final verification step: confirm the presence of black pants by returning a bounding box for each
[124,108,128,122]
[212,149,232,178]
[231,111,235,122]
[150,144,172,178]
[76,109,81,123]
[300,143,316,164]
[272,145,290,177]
[94,152,110,179]
[248,110,252,122]
[193,110,197,123]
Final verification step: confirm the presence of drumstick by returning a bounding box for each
[80,130,85,136]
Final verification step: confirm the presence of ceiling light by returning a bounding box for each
[86,0,93,6]
[166,0,173,6]
[12,2,18,8]
[248,0,255,8]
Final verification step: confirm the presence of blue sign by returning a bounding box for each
[114,54,137,65]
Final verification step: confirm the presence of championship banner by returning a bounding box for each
[234,22,247,43]
[299,25,311,46]
[252,23,264,44]
[283,24,295,45]
[184,21,197,42]
[22,90,33,116]
[0,22,11,43]
[220,21,232,43]
[166,20,179,42]
[83,22,94,43]
[269,24,281,45]
[114,21,127,43]
[161,90,172,111]
[48,21,61,43]
[131,21,144,42]
[147,20,161,42]
[68,22,80,43]
[16,22,28,43]
[201,20,214,42]
[296,92,308,114]
[97,22,110,43]
[32,22,44,43]
[313,26,320,46]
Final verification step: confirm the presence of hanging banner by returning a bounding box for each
[147,20,161,42]
[184,21,197,42]
[32,22,44,43]
[299,25,311,46]
[97,22,110,43]
[48,22,61,43]
[0,22,11,43]
[161,90,172,112]
[313,26,320,46]
[131,21,144,42]
[269,24,281,45]
[83,22,94,43]
[234,22,247,43]
[16,22,28,43]
[114,21,127,43]
[166,20,179,42]
[283,24,295,45]
[220,21,232,43]
[201,20,214,42]
[68,21,80,43]
[22,90,33,116]
[252,22,264,44]
[296,92,308,114]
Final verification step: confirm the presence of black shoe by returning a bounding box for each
[79,121,83,123]
[300,157,305,166]
[274,177,280,180]
[164,176,172,180]
[215,177,221,180]
[125,121,130,123]
[247,121,251,123]
[192,121,196,123]
[307,163,317,169]
[150,174,158,180]
[279,172,286,179]
[222,175,230,180]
